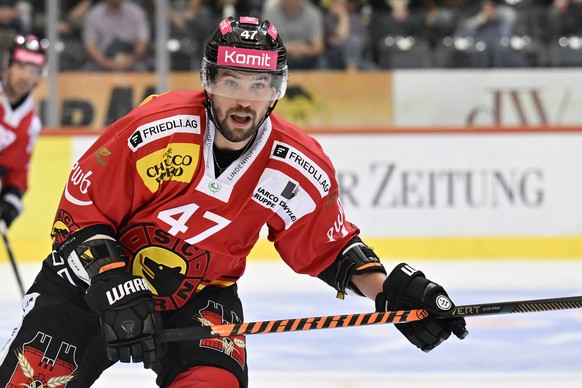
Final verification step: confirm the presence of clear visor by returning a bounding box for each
[201,60,288,101]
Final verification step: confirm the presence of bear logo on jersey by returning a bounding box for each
[120,224,210,311]
[51,209,80,244]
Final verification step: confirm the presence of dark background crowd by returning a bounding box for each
[3,0,582,72]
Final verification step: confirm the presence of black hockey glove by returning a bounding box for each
[85,270,162,368]
[375,263,468,352]
[0,192,22,228]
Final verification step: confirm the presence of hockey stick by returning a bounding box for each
[159,295,582,343]
[0,221,25,297]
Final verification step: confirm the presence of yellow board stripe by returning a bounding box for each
[5,137,73,263]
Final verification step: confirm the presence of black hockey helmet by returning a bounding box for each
[201,16,288,100]
[7,34,48,68]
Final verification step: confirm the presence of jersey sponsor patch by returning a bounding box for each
[136,143,199,192]
[270,141,330,198]
[253,168,315,229]
[64,161,93,206]
[325,193,349,242]
[95,147,111,166]
[128,114,201,152]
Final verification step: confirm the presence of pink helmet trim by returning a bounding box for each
[219,18,233,35]
[240,16,259,25]
[12,48,46,66]
[267,24,278,40]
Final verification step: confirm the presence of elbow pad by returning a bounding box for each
[318,237,386,298]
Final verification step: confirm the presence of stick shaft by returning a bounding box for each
[161,309,427,343]
[0,223,24,297]
[451,295,582,317]
[160,294,582,343]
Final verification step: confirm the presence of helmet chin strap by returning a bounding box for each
[203,90,279,144]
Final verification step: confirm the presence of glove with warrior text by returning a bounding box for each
[375,263,468,352]
[0,192,22,229]
[85,270,163,368]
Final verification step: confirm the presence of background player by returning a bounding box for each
[0,34,47,231]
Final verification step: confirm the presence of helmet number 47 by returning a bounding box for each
[240,30,258,41]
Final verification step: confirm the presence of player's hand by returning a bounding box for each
[0,193,22,228]
[85,270,162,368]
[375,263,468,352]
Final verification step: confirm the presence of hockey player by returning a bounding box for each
[0,34,47,230]
[0,17,467,388]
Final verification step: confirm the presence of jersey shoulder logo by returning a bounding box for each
[270,141,331,198]
[128,114,201,152]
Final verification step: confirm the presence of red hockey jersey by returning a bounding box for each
[48,90,359,311]
[0,83,41,195]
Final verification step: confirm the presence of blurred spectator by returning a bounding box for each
[83,0,151,72]
[456,0,515,37]
[322,0,350,68]
[546,0,582,38]
[168,0,214,70]
[60,0,91,40]
[206,0,258,21]
[31,0,90,71]
[457,0,525,67]
[31,0,90,40]
[367,0,428,67]
[543,0,582,66]
[321,0,376,70]
[424,0,471,46]
[426,0,529,68]
[0,0,28,35]
[262,0,325,70]
[368,0,426,37]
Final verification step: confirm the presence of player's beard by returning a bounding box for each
[214,106,261,144]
